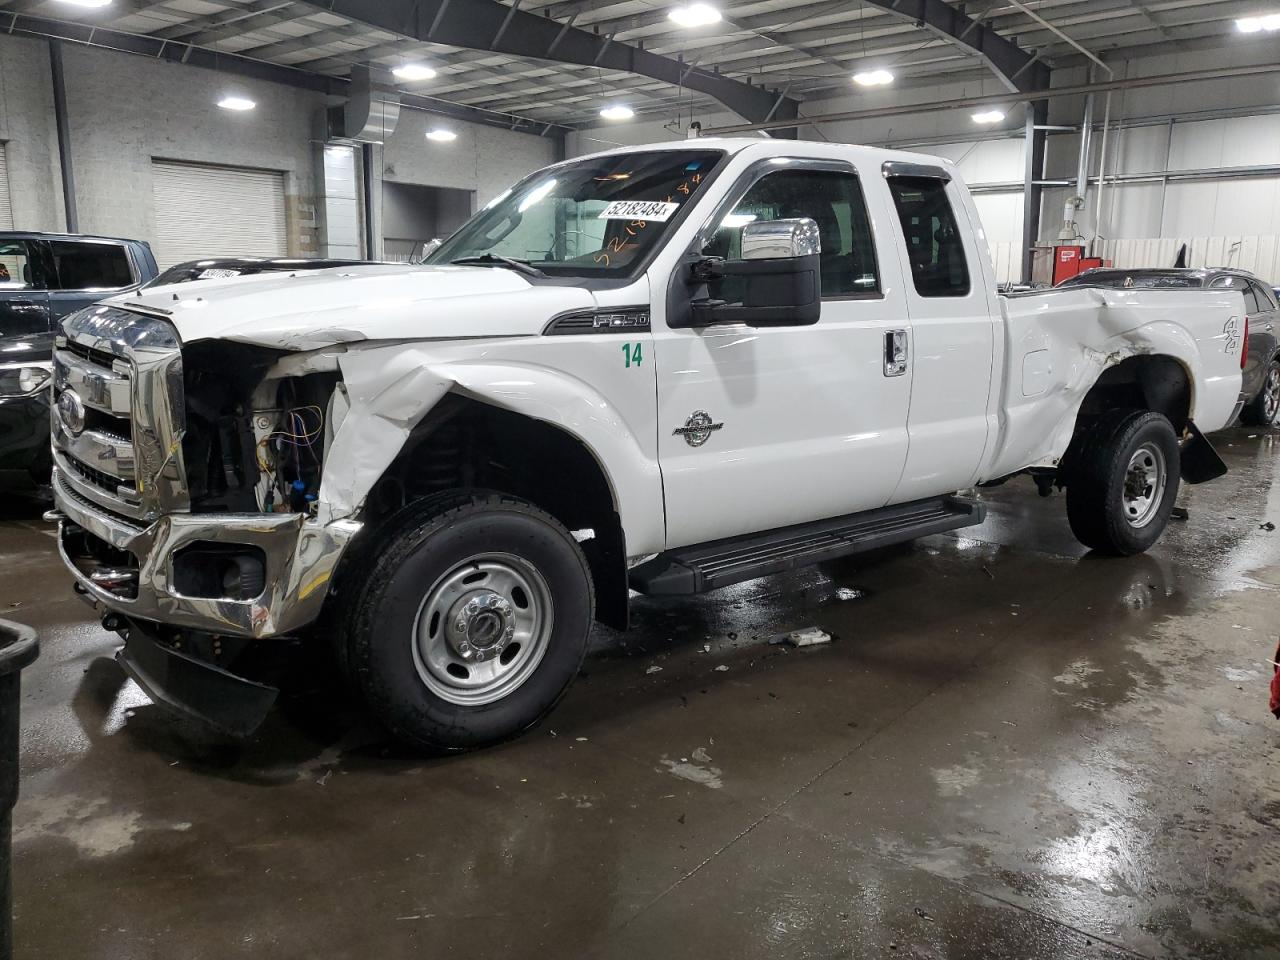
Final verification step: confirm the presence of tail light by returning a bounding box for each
[1242,315,1249,370]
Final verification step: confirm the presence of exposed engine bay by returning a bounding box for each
[181,342,340,516]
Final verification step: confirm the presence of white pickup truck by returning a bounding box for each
[48,138,1245,750]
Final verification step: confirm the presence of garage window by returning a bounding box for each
[151,160,287,267]
[49,241,134,290]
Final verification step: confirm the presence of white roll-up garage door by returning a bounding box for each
[151,160,287,267]
[0,143,14,230]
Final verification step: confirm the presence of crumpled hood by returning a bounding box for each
[108,263,596,350]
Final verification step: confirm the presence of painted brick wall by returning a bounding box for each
[0,34,64,232]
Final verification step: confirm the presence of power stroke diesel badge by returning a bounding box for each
[673,410,723,447]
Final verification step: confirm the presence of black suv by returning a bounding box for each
[0,233,159,493]
[1060,267,1280,427]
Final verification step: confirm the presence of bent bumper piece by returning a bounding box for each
[117,626,277,737]
[53,467,362,638]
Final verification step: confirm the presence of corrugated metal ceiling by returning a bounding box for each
[0,0,1265,127]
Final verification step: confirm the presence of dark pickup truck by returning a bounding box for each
[0,233,159,493]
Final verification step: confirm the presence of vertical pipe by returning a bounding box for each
[1021,100,1048,284]
[48,40,78,233]
[1092,91,1113,256]
[1074,93,1095,204]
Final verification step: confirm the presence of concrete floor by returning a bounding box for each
[4,425,1280,959]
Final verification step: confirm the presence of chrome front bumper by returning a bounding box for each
[52,467,361,639]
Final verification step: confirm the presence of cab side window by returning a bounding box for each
[48,241,134,291]
[887,177,970,297]
[0,240,38,290]
[702,169,880,301]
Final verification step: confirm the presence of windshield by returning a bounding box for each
[427,150,724,277]
[1060,271,1204,289]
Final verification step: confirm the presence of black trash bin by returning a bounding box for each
[0,620,38,960]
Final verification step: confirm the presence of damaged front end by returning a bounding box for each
[49,305,363,734]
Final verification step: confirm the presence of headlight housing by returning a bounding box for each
[0,361,53,398]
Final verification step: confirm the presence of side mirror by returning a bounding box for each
[687,218,822,327]
[740,217,821,261]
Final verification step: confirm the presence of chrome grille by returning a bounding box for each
[66,453,128,494]
[52,305,189,523]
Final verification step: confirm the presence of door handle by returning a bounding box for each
[884,329,908,377]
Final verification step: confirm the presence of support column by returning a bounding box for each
[1021,100,1049,284]
[48,39,78,233]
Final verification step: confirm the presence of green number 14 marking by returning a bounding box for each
[622,341,644,368]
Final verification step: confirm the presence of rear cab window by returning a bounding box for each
[49,240,135,291]
[886,177,970,297]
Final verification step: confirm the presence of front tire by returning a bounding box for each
[343,492,594,752]
[1240,358,1280,427]
[1066,410,1181,556]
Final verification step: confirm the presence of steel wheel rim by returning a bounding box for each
[1122,441,1167,529]
[411,553,554,706]
[1263,367,1280,423]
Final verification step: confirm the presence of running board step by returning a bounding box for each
[630,496,985,596]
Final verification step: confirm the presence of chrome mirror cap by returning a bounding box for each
[740,218,821,261]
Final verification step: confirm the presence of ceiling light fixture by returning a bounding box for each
[393,63,437,81]
[599,104,635,121]
[426,128,457,142]
[852,69,894,87]
[217,96,256,111]
[1235,13,1280,32]
[668,3,722,28]
[55,0,113,7]
[972,109,1006,124]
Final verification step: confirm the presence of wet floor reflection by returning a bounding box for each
[4,426,1279,958]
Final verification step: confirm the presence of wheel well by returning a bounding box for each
[1076,355,1192,430]
[360,394,629,630]
[1060,354,1192,482]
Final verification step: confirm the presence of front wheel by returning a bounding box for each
[1240,358,1280,427]
[1066,410,1181,556]
[343,492,594,752]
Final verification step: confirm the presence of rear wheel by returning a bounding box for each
[1240,358,1280,427]
[343,492,594,752]
[1066,410,1181,555]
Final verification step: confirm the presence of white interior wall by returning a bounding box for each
[0,31,556,260]
[568,39,1280,285]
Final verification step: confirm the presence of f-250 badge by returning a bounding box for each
[674,411,723,447]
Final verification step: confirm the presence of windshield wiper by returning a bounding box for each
[450,254,547,279]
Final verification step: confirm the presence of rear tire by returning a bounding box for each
[1066,410,1181,556]
[1240,358,1280,427]
[342,492,594,752]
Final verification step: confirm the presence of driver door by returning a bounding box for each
[653,159,913,549]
